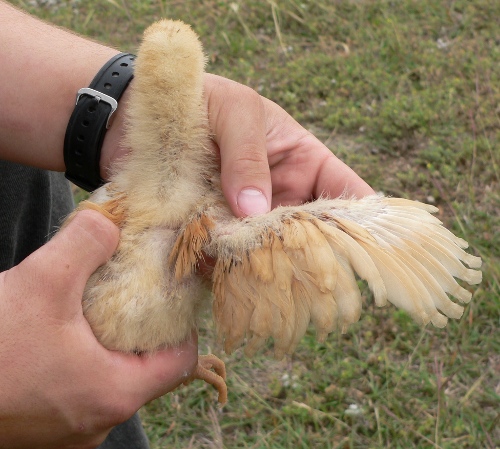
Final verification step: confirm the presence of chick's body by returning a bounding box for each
[69,20,482,404]
[83,218,200,351]
[81,20,214,352]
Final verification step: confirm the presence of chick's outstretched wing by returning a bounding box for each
[169,195,482,358]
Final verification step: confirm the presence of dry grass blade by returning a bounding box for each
[291,400,350,429]
[266,0,287,55]
[381,406,445,449]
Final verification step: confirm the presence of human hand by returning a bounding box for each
[101,73,374,219]
[0,210,197,449]
[2,3,372,214]
[203,73,375,217]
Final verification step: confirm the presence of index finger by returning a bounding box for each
[205,74,272,217]
[315,151,375,199]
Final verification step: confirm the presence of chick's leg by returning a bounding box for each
[186,354,227,404]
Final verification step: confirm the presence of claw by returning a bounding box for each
[184,354,227,404]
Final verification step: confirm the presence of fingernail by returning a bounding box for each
[237,188,269,216]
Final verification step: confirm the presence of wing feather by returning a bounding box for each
[312,218,387,306]
[206,194,481,356]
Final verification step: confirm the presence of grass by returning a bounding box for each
[12,0,500,447]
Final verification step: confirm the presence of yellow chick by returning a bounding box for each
[67,20,482,405]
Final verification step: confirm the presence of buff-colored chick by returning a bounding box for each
[67,20,482,405]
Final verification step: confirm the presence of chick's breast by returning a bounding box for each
[83,224,203,353]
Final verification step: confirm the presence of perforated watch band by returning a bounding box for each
[64,53,135,191]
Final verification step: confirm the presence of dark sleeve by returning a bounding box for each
[0,160,74,271]
[98,413,150,449]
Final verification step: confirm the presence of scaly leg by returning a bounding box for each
[185,354,227,404]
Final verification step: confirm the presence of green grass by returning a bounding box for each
[13,0,500,447]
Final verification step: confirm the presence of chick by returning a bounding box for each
[68,20,482,405]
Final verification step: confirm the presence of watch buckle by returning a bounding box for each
[76,87,118,129]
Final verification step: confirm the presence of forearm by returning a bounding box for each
[0,1,121,173]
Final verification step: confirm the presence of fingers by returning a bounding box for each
[18,209,119,300]
[262,98,375,201]
[1,207,195,441]
[111,333,199,406]
[205,74,271,217]
[316,153,375,199]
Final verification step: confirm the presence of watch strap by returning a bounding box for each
[64,53,135,191]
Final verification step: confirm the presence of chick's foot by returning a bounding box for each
[185,354,227,405]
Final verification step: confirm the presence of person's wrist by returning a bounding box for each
[64,53,135,190]
[99,82,132,180]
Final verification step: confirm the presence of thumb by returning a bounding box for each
[21,209,119,294]
[206,74,272,218]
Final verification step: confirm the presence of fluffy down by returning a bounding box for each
[66,20,482,404]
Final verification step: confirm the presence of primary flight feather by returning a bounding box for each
[66,20,482,404]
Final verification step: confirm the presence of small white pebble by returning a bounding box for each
[436,38,451,49]
[345,403,363,416]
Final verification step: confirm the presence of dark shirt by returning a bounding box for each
[0,160,74,270]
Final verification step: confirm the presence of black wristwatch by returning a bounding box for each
[64,53,135,191]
